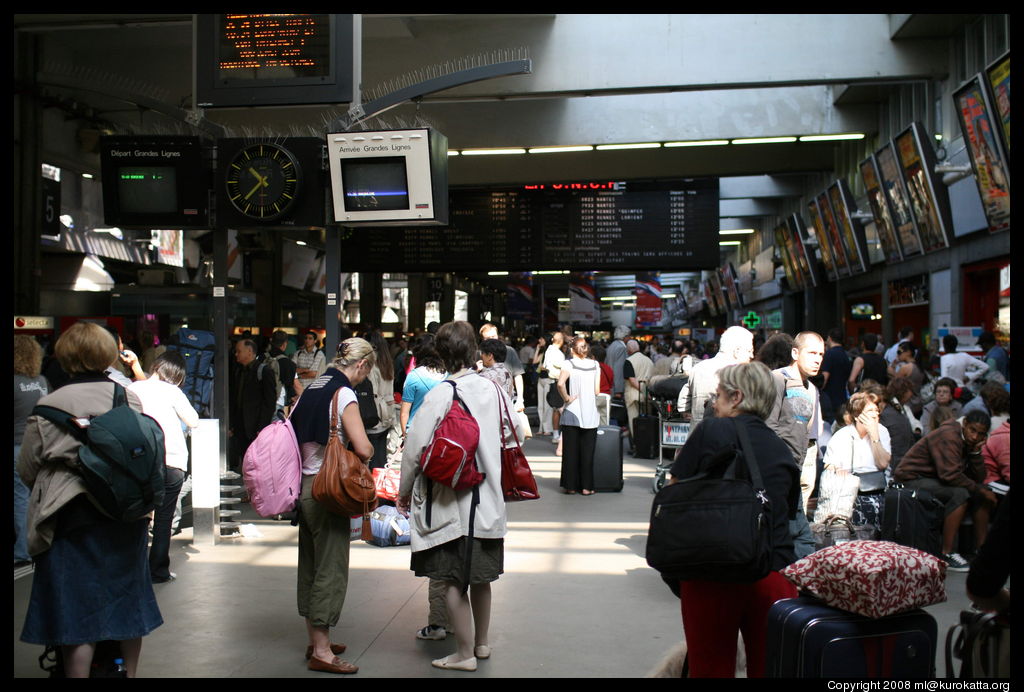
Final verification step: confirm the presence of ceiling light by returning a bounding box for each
[460,148,527,156]
[719,240,742,246]
[731,136,798,145]
[664,139,730,147]
[594,142,662,151]
[601,295,633,301]
[447,150,460,156]
[719,229,755,235]
[295,240,307,246]
[535,270,569,275]
[487,271,509,276]
[798,133,866,142]
[528,145,594,154]
[82,173,94,179]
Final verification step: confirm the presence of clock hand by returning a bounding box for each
[245,168,269,200]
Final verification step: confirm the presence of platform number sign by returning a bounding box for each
[741,311,761,330]
[42,176,61,236]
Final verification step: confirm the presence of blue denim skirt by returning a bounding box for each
[21,495,163,646]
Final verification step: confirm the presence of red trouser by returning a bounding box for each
[679,571,797,678]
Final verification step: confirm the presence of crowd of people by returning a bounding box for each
[14,318,1010,677]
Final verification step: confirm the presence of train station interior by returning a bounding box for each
[13,14,1011,678]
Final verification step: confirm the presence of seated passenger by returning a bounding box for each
[919,378,962,435]
[892,410,997,572]
[982,419,1010,487]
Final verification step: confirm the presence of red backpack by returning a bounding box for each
[419,380,485,490]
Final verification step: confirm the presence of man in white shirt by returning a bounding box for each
[939,334,989,387]
[683,326,754,425]
[293,331,327,391]
[884,326,914,365]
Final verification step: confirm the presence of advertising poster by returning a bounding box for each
[955,75,1010,233]
[787,214,818,288]
[634,271,662,328]
[860,156,904,263]
[775,223,800,290]
[828,180,867,274]
[708,271,729,315]
[721,263,743,309]
[155,229,183,267]
[569,271,599,324]
[506,272,535,321]
[896,125,950,253]
[876,143,923,257]
[986,53,1010,153]
[701,278,718,317]
[816,192,850,276]
[807,201,838,281]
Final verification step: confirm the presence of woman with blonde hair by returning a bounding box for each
[18,322,162,676]
[668,361,800,677]
[289,337,375,674]
[14,335,50,566]
[816,391,892,537]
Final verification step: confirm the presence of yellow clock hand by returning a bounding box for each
[244,168,269,200]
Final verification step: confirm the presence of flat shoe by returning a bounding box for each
[306,643,347,660]
[431,655,477,671]
[308,656,358,674]
[474,645,491,659]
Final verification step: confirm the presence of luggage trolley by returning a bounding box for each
[649,395,690,492]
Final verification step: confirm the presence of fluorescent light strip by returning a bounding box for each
[487,271,508,276]
[528,145,594,154]
[719,240,742,246]
[600,295,633,301]
[594,142,662,151]
[731,136,798,145]
[798,133,865,142]
[535,270,570,275]
[447,151,460,156]
[664,139,730,148]
[460,148,527,156]
[719,229,755,235]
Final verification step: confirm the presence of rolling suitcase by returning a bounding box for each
[632,415,659,459]
[593,425,624,492]
[881,486,944,558]
[766,596,937,678]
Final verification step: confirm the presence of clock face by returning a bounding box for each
[224,143,302,221]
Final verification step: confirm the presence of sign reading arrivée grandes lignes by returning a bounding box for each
[340,178,719,272]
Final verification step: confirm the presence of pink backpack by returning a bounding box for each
[243,412,303,517]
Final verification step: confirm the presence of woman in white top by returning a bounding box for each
[127,352,199,583]
[289,338,374,675]
[557,337,601,495]
[819,391,892,538]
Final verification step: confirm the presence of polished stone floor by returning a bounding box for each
[13,434,973,678]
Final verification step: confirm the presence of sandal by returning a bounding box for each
[431,655,477,671]
[475,645,491,659]
[581,489,595,496]
[308,656,358,674]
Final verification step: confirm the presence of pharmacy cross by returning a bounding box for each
[742,311,761,329]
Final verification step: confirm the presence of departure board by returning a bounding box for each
[339,178,719,271]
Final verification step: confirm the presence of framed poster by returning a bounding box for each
[954,73,1010,233]
[788,214,818,288]
[895,122,952,253]
[860,155,904,263]
[986,51,1010,155]
[775,223,801,290]
[876,142,923,257]
[702,278,718,317]
[721,263,743,309]
[708,271,729,315]
[828,180,868,274]
[816,192,851,276]
[806,201,838,281]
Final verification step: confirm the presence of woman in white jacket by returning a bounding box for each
[397,321,513,672]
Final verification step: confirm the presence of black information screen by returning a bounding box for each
[340,178,719,271]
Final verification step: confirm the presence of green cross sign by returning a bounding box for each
[742,311,761,329]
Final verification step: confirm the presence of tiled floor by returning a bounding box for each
[13,435,973,677]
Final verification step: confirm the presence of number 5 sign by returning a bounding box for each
[42,176,61,236]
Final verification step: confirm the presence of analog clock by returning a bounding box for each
[224,143,302,221]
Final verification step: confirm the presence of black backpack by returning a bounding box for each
[32,385,166,522]
[353,378,380,429]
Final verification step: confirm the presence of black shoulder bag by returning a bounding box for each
[646,418,773,587]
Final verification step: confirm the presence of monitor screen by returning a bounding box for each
[340,157,410,211]
[850,303,874,319]
[117,166,178,214]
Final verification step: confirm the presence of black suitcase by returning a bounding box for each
[881,486,944,558]
[593,425,624,492]
[632,415,659,459]
[766,596,937,678]
[609,400,628,428]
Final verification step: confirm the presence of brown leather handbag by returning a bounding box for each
[312,388,377,538]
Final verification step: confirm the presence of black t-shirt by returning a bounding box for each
[860,352,889,386]
[670,414,800,571]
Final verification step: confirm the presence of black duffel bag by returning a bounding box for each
[646,418,773,586]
